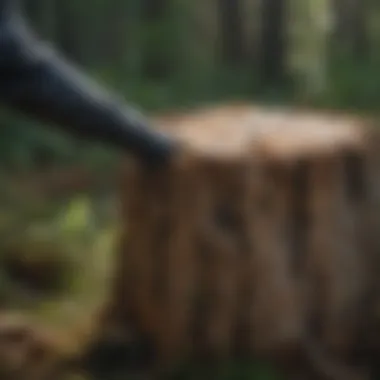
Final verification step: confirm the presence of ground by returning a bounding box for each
[0,166,283,380]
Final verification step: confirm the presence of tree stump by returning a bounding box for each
[106,104,380,379]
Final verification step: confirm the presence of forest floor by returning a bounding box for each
[0,166,282,380]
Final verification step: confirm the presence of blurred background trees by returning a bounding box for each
[1,0,380,169]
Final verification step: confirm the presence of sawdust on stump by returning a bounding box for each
[105,104,380,379]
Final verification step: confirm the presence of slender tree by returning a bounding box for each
[289,0,332,98]
[218,0,245,66]
[331,0,370,61]
[140,0,169,80]
[258,0,288,86]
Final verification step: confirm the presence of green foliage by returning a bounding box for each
[321,58,380,112]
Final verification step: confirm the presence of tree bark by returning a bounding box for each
[218,0,245,66]
[140,0,169,80]
[331,0,370,61]
[258,0,288,86]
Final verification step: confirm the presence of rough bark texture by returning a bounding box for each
[98,104,380,379]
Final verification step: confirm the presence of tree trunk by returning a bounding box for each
[103,0,131,74]
[140,0,169,80]
[218,0,245,66]
[331,0,370,61]
[141,0,166,20]
[289,0,332,99]
[351,0,370,60]
[258,0,287,86]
